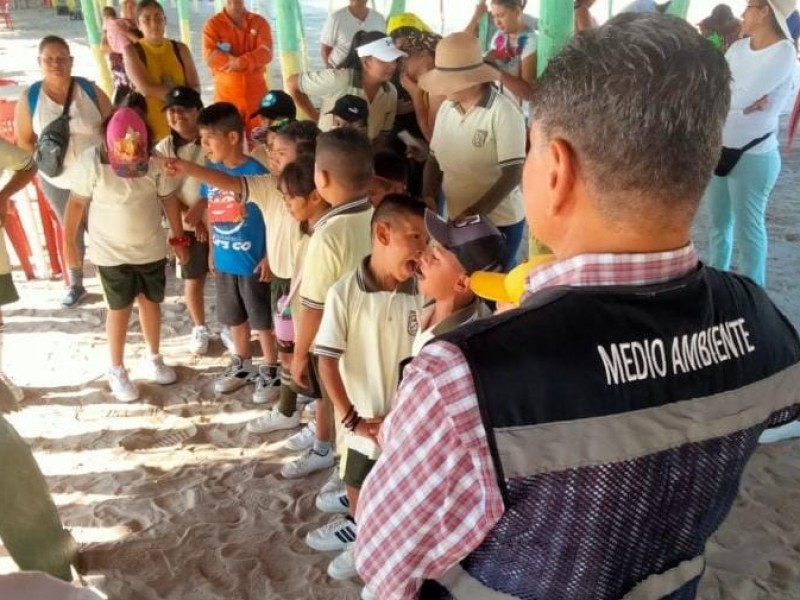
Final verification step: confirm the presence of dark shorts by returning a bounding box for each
[215,272,272,330]
[342,447,377,489]
[98,259,167,310]
[177,232,210,280]
[0,273,18,306]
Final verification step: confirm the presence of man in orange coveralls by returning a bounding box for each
[203,0,273,133]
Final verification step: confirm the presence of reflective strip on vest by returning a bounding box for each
[436,564,519,599]
[622,555,706,599]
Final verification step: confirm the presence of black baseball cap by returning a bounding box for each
[251,90,297,120]
[424,210,507,275]
[162,86,203,111]
[328,94,369,123]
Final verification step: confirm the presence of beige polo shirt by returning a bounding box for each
[315,256,422,459]
[298,68,397,140]
[0,139,34,172]
[430,87,526,227]
[241,174,301,280]
[153,134,204,232]
[299,198,374,311]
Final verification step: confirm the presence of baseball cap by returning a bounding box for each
[107,107,148,178]
[328,94,369,123]
[162,86,203,111]
[357,36,407,62]
[766,0,798,42]
[424,210,507,275]
[251,90,297,120]
[470,255,556,306]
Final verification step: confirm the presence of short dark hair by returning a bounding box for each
[280,155,317,198]
[374,151,409,185]
[491,0,527,9]
[39,35,70,55]
[371,193,426,232]
[531,13,731,224]
[274,120,320,158]
[136,0,164,18]
[198,102,245,135]
[316,128,374,192]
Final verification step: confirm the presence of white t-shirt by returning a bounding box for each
[241,174,302,280]
[315,257,422,459]
[430,87,526,227]
[320,6,386,68]
[68,145,179,267]
[153,134,204,231]
[487,26,537,111]
[30,82,103,189]
[722,38,797,154]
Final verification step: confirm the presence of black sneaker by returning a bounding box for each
[61,285,88,308]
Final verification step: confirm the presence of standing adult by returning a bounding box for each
[123,0,200,141]
[705,0,796,286]
[14,36,112,308]
[420,33,526,268]
[356,13,800,599]
[288,32,405,142]
[485,0,537,111]
[320,0,385,68]
[102,0,141,104]
[202,0,273,133]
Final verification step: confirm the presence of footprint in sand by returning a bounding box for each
[118,417,198,451]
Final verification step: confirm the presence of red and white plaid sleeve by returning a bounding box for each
[354,341,505,600]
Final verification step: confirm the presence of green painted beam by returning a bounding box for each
[537,0,574,76]
[665,0,690,19]
[79,0,113,96]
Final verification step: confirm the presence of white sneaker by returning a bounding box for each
[107,366,139,403]
[252,365,280,404]
[214,355,253,394]
[305,517,357,552]
[246,408,301,434]
[316,491,349,514]
[297,393,315,405]
[189,325,209,355]
[283,422,316,452]
[219,326,236,353]
[281,447,335,479]
[327,544,357,580]
[145,354,177,385]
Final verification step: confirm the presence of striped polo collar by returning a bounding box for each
[357,256,418,295]
[314,196,372,230]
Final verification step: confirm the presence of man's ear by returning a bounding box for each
[546,137,579,219]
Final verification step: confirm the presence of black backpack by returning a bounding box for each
[33,79,77,178]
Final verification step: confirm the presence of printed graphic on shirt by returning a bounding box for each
[207,188,246,225]
[493,31,533,64]
[597,318,757,385]
[407,310,419,336]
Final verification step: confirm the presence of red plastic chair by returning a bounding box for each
[0,0,12,30]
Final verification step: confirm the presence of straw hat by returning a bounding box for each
[419,32,499,96]
[766,0,797,41]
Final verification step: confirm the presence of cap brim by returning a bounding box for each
[369,47,408,62]
[419,63,499,96]
[766,0,794,40]
[470,255,557,306]
[161,102,201,112]
[424,209,451,247]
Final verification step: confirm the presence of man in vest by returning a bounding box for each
[202,0,273,133]
[354,13,800,600]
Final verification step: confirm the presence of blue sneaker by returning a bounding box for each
[61,285,87,308]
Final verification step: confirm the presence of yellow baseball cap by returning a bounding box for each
[470,254,556,305]
[387,13,432,35]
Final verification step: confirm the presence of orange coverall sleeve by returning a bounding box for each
[203,16,232,74]
[240,16,273,72]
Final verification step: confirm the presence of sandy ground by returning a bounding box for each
[1,3,800,599]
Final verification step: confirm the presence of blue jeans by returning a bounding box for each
[498,220,525,271]
[705,149,780,286]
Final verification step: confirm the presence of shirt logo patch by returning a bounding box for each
[407,310,419,336]
[472,130,488,148]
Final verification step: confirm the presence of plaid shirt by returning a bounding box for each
[354,244,700,600]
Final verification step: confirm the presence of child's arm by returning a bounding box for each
[159,157,245,194]
[161,194,190,265]
[63,195,88,269]
[291,306,323,389]
[319,356,381,444]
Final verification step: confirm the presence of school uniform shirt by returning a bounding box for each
[68,145,179,267]
[430,86,526,227]
[241,174,302,280]
[320,6,386,68]
[411,297,492,356]
[315,257,422,459]
[153,133,204,232]
[299,198,374,312]
[200,157,268,276]
[298,69,397,140]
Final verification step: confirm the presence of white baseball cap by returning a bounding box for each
[766,0,798,41]
[356,37,407,62]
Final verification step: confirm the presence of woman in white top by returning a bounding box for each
[485,0,537,112]
[14,35,112,308]
[704,0,797,286]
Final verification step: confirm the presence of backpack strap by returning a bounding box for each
[171,39,186,78]
[27,81,42,115]
[133,41,147,67]
[74,77,99,109]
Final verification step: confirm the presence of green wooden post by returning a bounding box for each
[79,0,113,96]
[608,0,614,19]
[537,0,574,76]
[388,0,405,18]
[177,0,191,45]
[665,0,690,19]
[479,12,491,52]
[275,0,307,89]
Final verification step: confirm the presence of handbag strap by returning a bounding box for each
[61,77,76,118]
[741,131,773,152]
[283,273,303,307]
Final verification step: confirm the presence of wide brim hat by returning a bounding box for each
[419,32,499,96]
[766,0,797,41]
